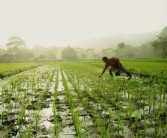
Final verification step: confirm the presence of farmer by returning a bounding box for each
[99,56,132,79]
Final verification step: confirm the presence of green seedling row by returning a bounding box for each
[0,63,44,79]
[0,60,167,138]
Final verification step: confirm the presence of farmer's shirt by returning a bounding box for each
[104,57,121,70]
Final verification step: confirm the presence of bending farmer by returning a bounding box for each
[99,57,132,79]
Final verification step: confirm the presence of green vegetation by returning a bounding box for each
[0,26,167,62]
[0,60,167,137]
[0,63,43,79]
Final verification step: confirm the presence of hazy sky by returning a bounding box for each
[0,0,167,48]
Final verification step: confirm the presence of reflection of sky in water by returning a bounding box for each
[57,95,65,101]
[40,120,53,129]
[41,108,53,117]
[49,82,55,94]
[59,126,76,138]
[57,81,64,92]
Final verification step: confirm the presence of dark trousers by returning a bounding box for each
[109,65,131,77]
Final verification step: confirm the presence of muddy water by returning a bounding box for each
[1,66,166,137]
[0,66,56,137]
[57,70,77,138]
[36,74,56,137]
[61,71,100,138]
[121,126,135,138]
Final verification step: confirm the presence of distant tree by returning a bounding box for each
[151,26,167,58]
[62,46,78,60]
[80,53,87,60]
[5,36,26,55]
[31,45,46,58]
[117,42,125,49]
[117,42,125,57]
[151,40,160,56]
[158,27,167,58]
[102,48,113,57]
[86,48,94,59]
[45,50,57,59]
[158,37,167,58]
[159,26,167,37]
[16,49,34,61]
[0,53,14,62]
[93,54,100,59]
[0,48,6,56]
[75,48,85,60]
[124,52,135,58]
[38,55,46,60]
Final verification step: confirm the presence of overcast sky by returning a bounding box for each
[0,0,167,48]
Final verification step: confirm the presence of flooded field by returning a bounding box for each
[0,61,167,137]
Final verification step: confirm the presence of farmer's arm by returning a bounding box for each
[99,66,107,78]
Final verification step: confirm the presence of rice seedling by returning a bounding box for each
[0,60,166,137]
[17,101,27,125]
[72,109,82,138]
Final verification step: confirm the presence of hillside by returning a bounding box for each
[73,32,159,50]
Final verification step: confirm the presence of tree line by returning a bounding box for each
[0,26,167,62]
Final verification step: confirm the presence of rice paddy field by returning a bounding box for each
[0,59,167,138]
[0,63,43,79]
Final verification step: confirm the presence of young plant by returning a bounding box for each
[72,109,82,138]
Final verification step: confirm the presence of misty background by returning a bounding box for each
[0,0,167,62]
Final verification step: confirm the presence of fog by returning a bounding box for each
[0,0,167,48]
